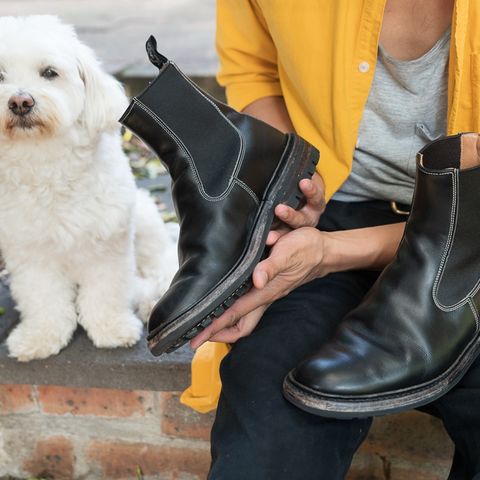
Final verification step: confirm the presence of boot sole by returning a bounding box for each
[148,133,319,355]
[283,327,480,418]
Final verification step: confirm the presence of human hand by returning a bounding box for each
[267,172,326,246]
[190,227,329,348]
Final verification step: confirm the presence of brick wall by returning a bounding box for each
[0,384,454,479]
[348,411,453,479]
[0,385,213,479]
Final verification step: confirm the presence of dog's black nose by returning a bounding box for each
[8,93,35,116]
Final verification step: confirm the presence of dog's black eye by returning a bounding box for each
[41,67,59,80]
[0,72,4,82]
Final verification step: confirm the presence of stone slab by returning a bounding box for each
[0,0,218,77]
[0,282,193,392]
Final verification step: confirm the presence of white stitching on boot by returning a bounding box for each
[131,99,257,205]
[469,299,480,331]
[235,179,259,204]
[432,169,480,310]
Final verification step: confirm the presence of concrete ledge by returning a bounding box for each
[0,282,192,392]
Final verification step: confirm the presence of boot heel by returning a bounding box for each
[282,138,319,212]
[269,136,319,228]
[268,134,320,214]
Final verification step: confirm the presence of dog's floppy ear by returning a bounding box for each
[76,43,128,137]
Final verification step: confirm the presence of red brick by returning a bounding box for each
[390,457,450,479]
[348,451,385,479]
[160,392,215,440]
[87,440,210,479]
[23,436,74,480]
[349,450,448,479]
[0,384,37,414]
[348,467,385,480]
[359,412,453,463]
[37,385,154,417]
[387,467,445,480]
[348,412,452,480]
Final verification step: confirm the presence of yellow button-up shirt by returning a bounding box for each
[182,0,480,413]
[216,0,480,200]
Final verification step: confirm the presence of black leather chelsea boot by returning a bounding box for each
[283,133,480,418]
[119,37,319,355]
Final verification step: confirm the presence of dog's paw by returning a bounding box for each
[7,323,71,362]
[88,312,143,348]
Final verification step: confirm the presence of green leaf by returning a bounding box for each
[161,211,178,223]
[135,466,144,480]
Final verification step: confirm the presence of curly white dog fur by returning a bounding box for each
[0,15,177,361]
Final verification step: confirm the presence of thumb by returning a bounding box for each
[252,249,288,289]
[253,268,269,289]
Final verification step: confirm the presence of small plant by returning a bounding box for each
[135,465,144,480]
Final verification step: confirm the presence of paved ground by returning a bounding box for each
[0,0,217,77]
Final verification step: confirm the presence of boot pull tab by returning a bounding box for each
[146,35,168,70]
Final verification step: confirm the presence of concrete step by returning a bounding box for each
[0,0,218,78]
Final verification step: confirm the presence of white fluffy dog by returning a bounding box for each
[0,16,177,361]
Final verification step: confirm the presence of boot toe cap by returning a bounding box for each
[291,348,371,396]
[290,339,420,397]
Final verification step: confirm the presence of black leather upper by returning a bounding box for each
[293,135,480,396]
[120,60,288,335]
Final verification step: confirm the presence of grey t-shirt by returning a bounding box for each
[333,28,451,205]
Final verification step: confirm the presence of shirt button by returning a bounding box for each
[358,61,370,73]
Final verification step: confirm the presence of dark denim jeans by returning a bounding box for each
[208,200,480,480]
